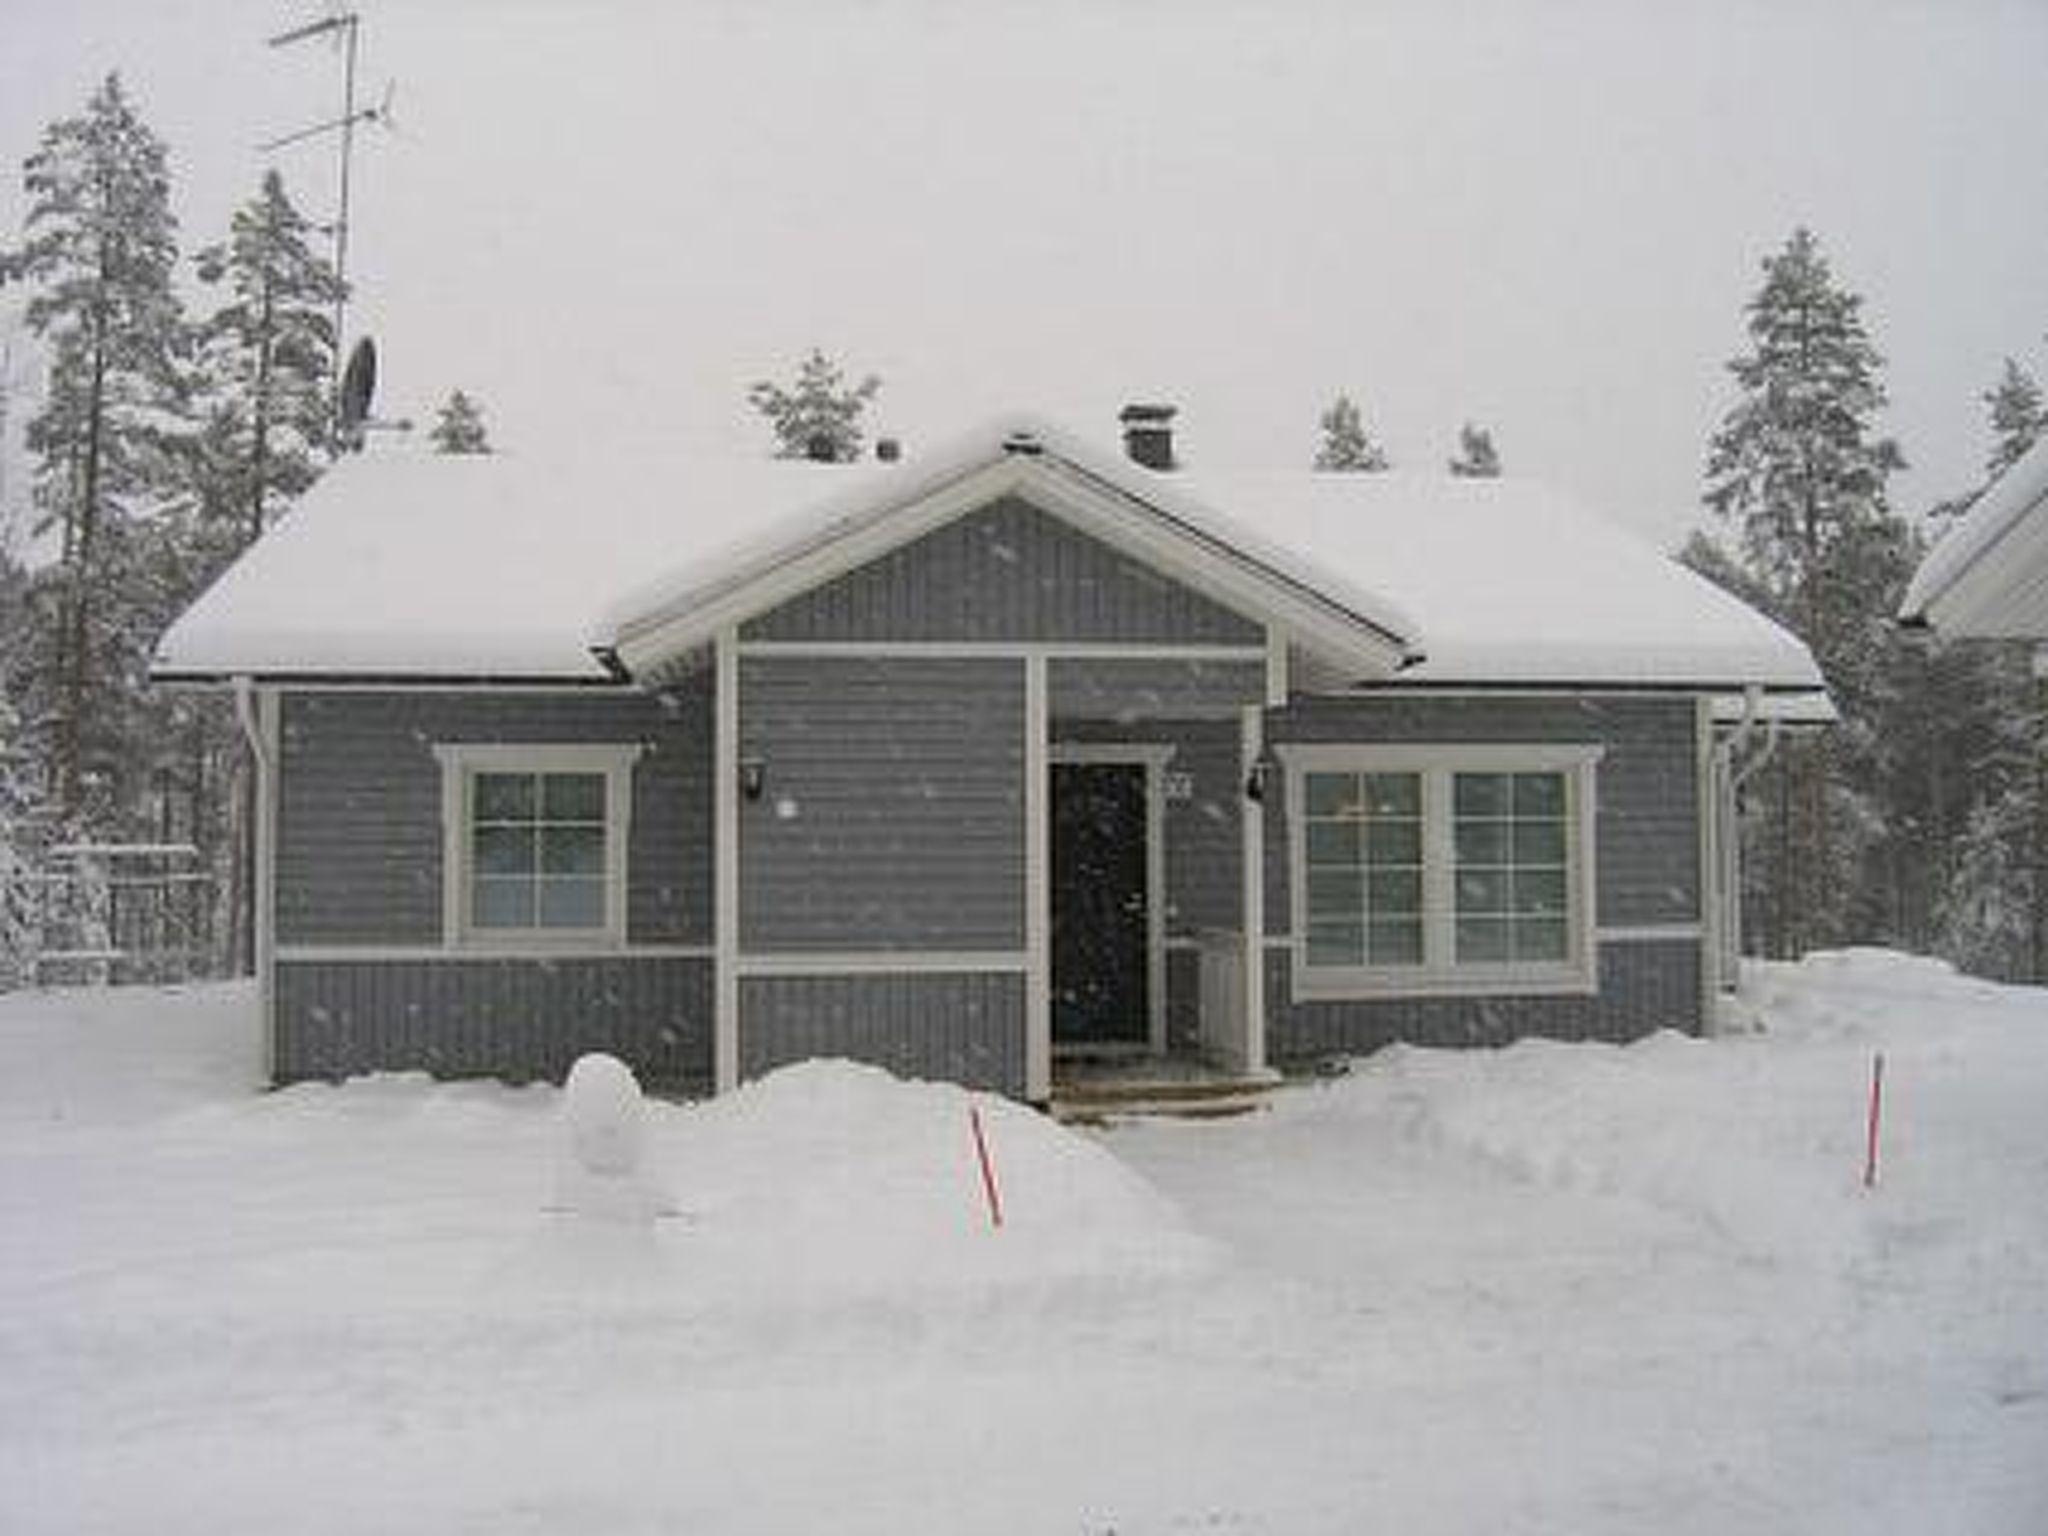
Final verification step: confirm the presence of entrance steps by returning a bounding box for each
[1048,1059,1282,1124]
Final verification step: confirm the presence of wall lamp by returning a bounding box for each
[1244,757,1271,804]
[739,753,767,803]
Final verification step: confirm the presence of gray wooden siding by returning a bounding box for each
[276,686,713,947]
[1049,658,1264,719]
[1265,938,1702,1060]
[739,656,1025,950]
[743,495,1262,644]
[739,971,1026,1095]
[1266,693,1701,932]
[275,956,714,1087]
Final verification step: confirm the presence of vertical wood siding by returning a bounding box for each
[742,496,1263,644]
[739,656,1026,951]
[1265,939,1702,1061]
[1048,658,1264,718]
[739,972,1026,1095]
[276,686,713,947]
[275,956,714,1087]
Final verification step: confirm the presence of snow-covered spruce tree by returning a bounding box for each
[430,389,492,454]
[1447,421,1500,477]
[3,74,193,823]
[191,168,341,551]
[1696,227,1911,957]
[1313,393,1390,471]
[748,350,880,462]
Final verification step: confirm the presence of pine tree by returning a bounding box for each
[2,74,193,821]
[192,168,340,549]
[1447,421,1501,477]
[1696,228,1911,957]
[748,349,880,462]
[0,683,46,990]
[429,388,492,454]
[1983,355,2046,479]
[1313,393,1390,471]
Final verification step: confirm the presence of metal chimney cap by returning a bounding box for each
[1118,402,1178,426]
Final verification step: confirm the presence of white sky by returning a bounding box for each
[4,0,2046,549]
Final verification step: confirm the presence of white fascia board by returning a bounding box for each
[608,448,1414,684]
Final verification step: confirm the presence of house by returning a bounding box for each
[1900,434,2048,638]
[153,408,1825,1102]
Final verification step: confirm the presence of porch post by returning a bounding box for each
[1024,655,1050,1101]
[1239,702,1267,1075]
[714,628,740,1094]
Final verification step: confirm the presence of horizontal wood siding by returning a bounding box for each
[739,656,1025,951]
[275,956,714,1087]
[1266,939,1702,1060]
[1266,693,1701,931]
[739,972,1026,1095]
[276,686,712,947]
[743,495,1262,644]
[1049,658,1264,718]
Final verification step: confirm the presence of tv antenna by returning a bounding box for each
[261,10,396,446]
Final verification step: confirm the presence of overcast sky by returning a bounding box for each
[4,0,2046,549]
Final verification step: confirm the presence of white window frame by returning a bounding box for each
[433,743,644,951]
[1275,742,1602,999]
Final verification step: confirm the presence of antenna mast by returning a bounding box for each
[263,10,387,443]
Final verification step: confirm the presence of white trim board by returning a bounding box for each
[276,945,715,964]
[735,952,1029,977]
[738,641,1270,662]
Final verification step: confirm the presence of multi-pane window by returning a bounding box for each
[1453,772,1569,963]
[471,771,608,930]
[1303,771,1423,966]
[1283,745,1598,995]
[434,743,641,947]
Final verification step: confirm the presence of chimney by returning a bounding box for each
[1119,403,1177,471]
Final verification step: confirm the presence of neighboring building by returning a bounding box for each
[1901,434,2048,638]
[153,411,1825,1101]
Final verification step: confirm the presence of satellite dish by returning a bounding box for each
[337,337,377,451]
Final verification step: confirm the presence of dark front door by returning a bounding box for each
[1050,761,1149,1050]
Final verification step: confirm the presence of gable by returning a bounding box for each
[741,495,1264,646]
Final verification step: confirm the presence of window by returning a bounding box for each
[434,744,643,947]
[1279,744,1599,997]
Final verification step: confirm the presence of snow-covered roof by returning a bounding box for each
[1900,433,2048,639]
[154,414,1823,693]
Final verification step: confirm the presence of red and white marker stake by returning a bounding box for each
[970,1102,1004,1229]
[1863,1050,1885,1190]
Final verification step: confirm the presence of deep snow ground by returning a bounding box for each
[3,953,2045,1534]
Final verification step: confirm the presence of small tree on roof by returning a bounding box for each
[430,389,492,454]
[1984,355,2046,480]
[1313,393,1390,471]
[748,349,881,463]
[1447,421,1501,477]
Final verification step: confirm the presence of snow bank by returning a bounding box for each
[6,966,2046,1535]
[658,1059,1213,1300]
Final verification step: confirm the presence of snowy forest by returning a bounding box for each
[0,75,2043,989]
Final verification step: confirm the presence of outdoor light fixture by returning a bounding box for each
[739,754,767,802]
[1244,758,1271,804]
